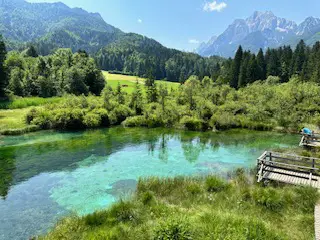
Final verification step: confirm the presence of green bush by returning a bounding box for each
[205,176,229,193]
[122,116,148,127]
[141,191,155,205]
[109,200,138,223]
[84,211,108,226]
[294,187,319,213]
[108,104,133,125]
[186,183,202,195]
[180,116,206,131]
[251,188,285,212]
[154,218,193,240]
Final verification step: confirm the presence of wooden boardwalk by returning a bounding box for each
[300,135,320,148]
[256,151,320,239]
[257,151,320,188]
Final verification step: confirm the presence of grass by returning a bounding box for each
[0,97,62,110]
[40,173,318,240]
[0,108,30,131]
[103,71,180,93]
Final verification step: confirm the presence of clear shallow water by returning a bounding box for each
[0,127,299,239]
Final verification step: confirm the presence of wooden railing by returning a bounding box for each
[257,151,320,183]
[300,134,320,147]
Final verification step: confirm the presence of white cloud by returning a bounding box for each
[203,1,227,12]
[137,19,142,23]
[189,39,200,44]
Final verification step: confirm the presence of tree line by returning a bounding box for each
[0,36,105,98]
[95,34,223,82]
[226,40,320,89]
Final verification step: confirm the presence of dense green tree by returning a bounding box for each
[256,49,266,80]
[8,67,24,96]
[4,47,104,97]
[158,84,168,111]
[130,80,143,114]
[25,45,39,58]
[116,82,125,105]
[0,36,7,98]
[230,46,243,89]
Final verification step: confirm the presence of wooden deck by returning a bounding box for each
[257,151,320,239]
[257,151,320,188]
[300,135,320,148]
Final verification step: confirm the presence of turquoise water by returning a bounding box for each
[0,127,299,239]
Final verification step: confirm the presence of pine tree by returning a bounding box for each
[256,49,266,80]
[0,36,7,98]
[158,84,168,111]
[292,40,307,75]
[26,45,39,58]
[238,51,250,87]
[130,79,143,114]
[247,54,258,84]
[266,49,280,77]
[116,82,125,105]
[230,46,243,89]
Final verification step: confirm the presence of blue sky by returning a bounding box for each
[28,0,320,51]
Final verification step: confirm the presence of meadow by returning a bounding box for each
[103,71,180,93]
[40,173,318,240]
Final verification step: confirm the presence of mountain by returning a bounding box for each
[0,0,223,82]
[0,0,123,53]
[198,11,320,57]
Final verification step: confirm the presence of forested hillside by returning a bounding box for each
[96,34,223,81]
[219,40,320,88]
[0,0,120,53]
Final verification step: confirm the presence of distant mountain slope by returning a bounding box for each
[198,11,320,57]
[0,0,224,82]
[0,0,122,53]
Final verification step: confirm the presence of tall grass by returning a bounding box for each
[40,173,318,240]
[0,97,62,110]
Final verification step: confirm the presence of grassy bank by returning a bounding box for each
[40,173,318,240]
[0,97,62,110]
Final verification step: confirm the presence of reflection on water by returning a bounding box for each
[0,127,299,240]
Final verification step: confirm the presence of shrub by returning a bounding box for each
[294,187,319,213]
[122,116,147,127]
[108,104,133,125]
[82,112,101,128]
[180,116,206,131]
[141,191,155,205]
[154,218,193,240]
[251,188,285,212]
[210,112,238,130]
[84,211,108,226]
[186,183,202,195]
[205,176,229,193]
[109,200,138,223]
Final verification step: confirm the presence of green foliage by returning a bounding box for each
[0,35,8,98]
[108,200,138,223]
[205,176,229,192]
[140,191,154,205]
[154,218,193,240]
[26,75,320,132]
[180,116,206,131]
[84,211,108,226]
[293,187,320,213]
[251,188,285,212]
[4,48,105,97]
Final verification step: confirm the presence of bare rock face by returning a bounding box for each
[198,11,320,57]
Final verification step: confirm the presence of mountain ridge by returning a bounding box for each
[197,11,320,57]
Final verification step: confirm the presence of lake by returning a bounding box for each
[0,127,299,240]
